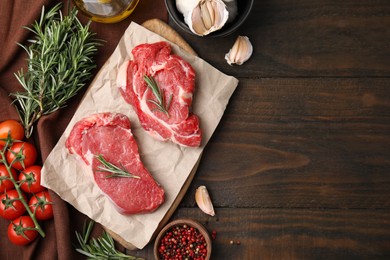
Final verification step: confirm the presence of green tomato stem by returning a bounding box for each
[0,140,45,237]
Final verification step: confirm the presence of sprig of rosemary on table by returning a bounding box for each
[95,154,140,179]
[143,75,173,117]
[75,221,144,260]
[11,3,102,138]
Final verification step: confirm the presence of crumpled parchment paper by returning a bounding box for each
[41,22,238,249]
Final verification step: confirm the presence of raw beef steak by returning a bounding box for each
[117,41,202,147]
[65,112,164,214]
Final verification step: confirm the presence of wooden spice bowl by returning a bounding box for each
[154,218,212,260]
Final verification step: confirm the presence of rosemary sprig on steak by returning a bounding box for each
[144,75,173,117]
[75,221,144,260]
[11,3,101,138]
[95,154,140,179]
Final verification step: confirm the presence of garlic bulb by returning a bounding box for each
[225,36,253,65]
[176,0,229,36]
[195,185,215,216]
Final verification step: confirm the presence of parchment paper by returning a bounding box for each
[41,22,238,249]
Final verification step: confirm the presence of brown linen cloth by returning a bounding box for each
[0,0,167,259]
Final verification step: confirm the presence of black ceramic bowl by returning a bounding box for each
[165,0,254,37]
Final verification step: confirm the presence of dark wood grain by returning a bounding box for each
[1,0,387,259]
[177,78,390,209]
[146,0,390,259]
[170,0,390,77]
[131,208,390,259]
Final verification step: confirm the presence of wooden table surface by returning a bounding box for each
[132,1,390,259]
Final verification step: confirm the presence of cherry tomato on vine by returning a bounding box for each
[0,165,18,192]
[0,120,25,146]
[8,216,38,246]
[19,165,45,194]
[6,142,38,170]
[29,190,53,221]
[0,189,26,220]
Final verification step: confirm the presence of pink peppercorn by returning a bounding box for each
[158,224,208,260]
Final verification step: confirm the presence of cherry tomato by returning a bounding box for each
[8,216,38,246]
[18,165,45,194]
[0,120,24,146]
[0,165,18,192]
[0,189,26,220]
[6,142,38,170]
[28,190,53,221]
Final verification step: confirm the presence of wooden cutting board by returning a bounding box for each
[142,19,197,56]
[104,18,201,250]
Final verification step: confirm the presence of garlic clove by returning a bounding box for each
[225,36,253,65]
[179,0,229,36]
[212,1,227,29]
[191,5,208,35]
[201,1,213,29]
[205,0,215,26]
[195,185,215,216]
[176,0,238,36]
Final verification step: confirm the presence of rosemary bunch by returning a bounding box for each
[75,221,144,260]
[11,3,101,138]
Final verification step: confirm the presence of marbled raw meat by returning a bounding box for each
[117,41,202,147]
[65,112,164,214]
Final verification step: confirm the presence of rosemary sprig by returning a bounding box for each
[11,3,102,138]
[75,221,144,260]
[143,75,173,117]
[95,154,140,179]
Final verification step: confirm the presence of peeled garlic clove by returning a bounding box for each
[195,185,215,216]
[225,36,253,65]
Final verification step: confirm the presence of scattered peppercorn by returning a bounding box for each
[211,230,217,240]
[229,240,241,245]
[158,224,208,260]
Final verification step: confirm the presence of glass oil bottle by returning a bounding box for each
[73,0,140,23]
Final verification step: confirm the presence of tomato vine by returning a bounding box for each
[0,127,47,244]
